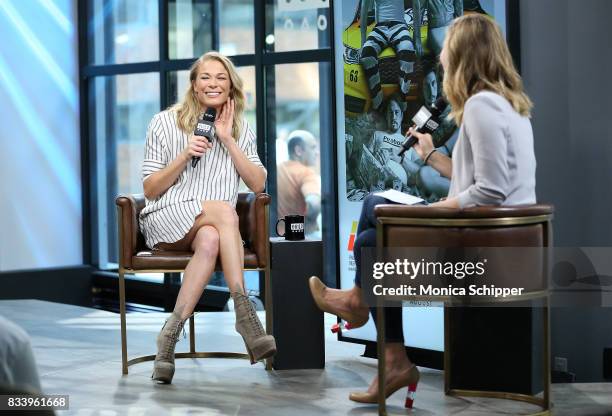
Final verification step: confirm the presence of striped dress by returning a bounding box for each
[138,110,265,249]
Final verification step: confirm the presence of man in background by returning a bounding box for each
[277,130,321,237]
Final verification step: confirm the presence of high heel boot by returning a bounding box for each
[232,291,277,364]
[151,311,185,383]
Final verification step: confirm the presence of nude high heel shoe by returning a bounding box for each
[309,276,369,329]
[232,291,276,364]
[349,365,420,409]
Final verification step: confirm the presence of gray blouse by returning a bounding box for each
[448,91,536,208]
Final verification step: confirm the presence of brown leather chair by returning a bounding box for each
[115,192,272,374]
[372,204,554,416]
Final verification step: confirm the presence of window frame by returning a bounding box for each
[78,0,338,306]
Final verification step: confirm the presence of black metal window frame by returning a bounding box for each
[77,1,338,306]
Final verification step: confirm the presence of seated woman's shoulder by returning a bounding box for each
[150,108,179,125]
[466,90,504,105]
[465,91,511,115]
[159,108,178,118]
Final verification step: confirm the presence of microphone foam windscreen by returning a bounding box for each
[203,108,216,122]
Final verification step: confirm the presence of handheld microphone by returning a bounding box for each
[192,108,217,168]
[398,97,448,157]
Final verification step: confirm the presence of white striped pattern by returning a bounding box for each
[138,110,264,248]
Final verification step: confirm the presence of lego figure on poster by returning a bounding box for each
[413,0,463,59]
[360,0,419,111]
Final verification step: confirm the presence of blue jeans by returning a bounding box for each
[354,193,404,343]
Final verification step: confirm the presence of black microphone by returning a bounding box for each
[398,97,448,157]
[192,108,217,168]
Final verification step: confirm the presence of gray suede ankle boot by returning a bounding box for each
[231,291,276,364]
[152,311,185,383]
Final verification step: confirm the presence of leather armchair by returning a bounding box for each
[115,192,272,374]
[372,204,554,415]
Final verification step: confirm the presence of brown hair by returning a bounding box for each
[442,14,533,124]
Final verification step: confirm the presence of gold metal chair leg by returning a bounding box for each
[444,304,451,393]
[119,269,128,375]
[189,315,196,353]
[543,297,551,409]
[376,221,387,415]
[377,302,387,416]
[264,264,273,371]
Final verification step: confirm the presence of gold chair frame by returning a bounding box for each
[374,213,553,416]
[116,193,273,375]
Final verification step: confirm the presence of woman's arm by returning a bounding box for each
[216,99,267,193]
[225,140,267,193]
[407,127,452,178]
[143,127,213,200]
[453,94,510,208]
[429,196,459,208]
[143,152,188,200]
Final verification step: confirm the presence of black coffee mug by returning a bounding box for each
[276,215,305,241]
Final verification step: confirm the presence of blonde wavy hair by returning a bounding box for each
[171,51,245,140]
[442,14,533,124]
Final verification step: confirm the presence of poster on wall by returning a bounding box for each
[334,0,508,348]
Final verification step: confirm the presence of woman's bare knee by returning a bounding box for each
[200,201,239,228]
[191,226,220,257]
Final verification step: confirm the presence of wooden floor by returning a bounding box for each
[0,300,611,416]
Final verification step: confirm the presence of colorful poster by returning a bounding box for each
[334,0,508,348]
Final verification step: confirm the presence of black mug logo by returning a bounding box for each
[276,215,305,241]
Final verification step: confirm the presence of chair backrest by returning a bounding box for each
[375,204,553,246]
[116,194,146,269]
[374,204,554,294]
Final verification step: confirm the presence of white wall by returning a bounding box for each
[0,0,81,271]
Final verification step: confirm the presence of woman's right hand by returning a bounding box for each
[407,127,435,161]
[182,134,213,162]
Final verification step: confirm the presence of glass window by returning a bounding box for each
[84,1,333,286]
[168,0,214,59]
[91,73,160,268]
[219,0,255,55]
[271,62,331,239]
[167,69,191,106]
[88,0,159,64]
[236,66,257,129]
[265,0,331,52]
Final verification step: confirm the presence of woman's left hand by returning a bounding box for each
[407,127,435,160]
[215,98,235,146]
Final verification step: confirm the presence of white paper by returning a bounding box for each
[373,189,424,205]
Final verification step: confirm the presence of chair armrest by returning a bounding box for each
[236,192,271,268]
[254,193,271,267]
[374,204,554,220]
[115,194,146,269]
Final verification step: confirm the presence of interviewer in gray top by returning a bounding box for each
[309,13,536,407]
[410,13,536,208]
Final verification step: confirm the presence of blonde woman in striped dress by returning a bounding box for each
[139,52,276,384]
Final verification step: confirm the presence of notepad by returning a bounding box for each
[373,189,425,205]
